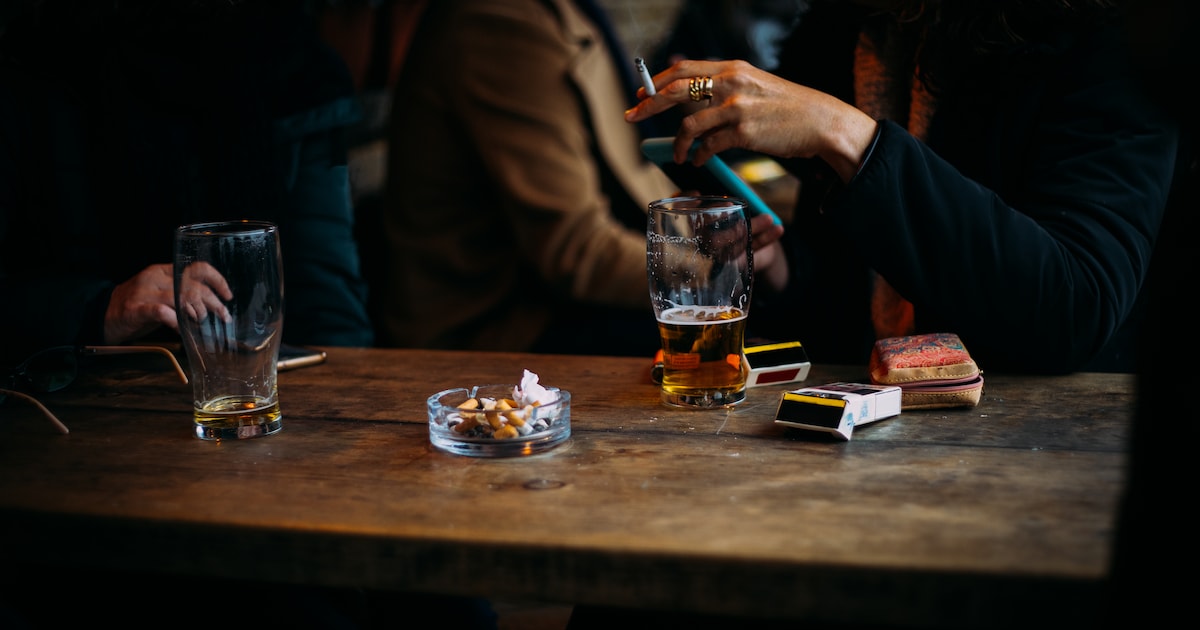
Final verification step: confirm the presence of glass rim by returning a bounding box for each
[176,219,278,236]
[648,195,747,212]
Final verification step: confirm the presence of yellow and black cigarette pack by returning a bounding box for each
[743,341,811,388]
[774,382,901,440]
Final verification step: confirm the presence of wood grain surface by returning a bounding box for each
[0,347,1132,628]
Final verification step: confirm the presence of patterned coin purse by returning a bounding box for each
[868,333,983,410]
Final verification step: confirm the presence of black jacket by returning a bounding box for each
[752,1,1183,373]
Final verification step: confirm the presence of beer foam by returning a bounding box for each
[658,305,747,324]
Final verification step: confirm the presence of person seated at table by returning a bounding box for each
[625,0,1187,375]
[373,0,688,356]
[0,0,375,367]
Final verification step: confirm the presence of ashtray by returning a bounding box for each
[427,370,571,457]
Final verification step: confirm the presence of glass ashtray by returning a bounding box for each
[427,384,571,457]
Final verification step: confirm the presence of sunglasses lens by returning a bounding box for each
[17,347,78,393]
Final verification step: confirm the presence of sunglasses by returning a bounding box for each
[1,345,189,434]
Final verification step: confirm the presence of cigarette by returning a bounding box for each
[635,57,656,96]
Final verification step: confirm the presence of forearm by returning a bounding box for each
[816,98,881,183]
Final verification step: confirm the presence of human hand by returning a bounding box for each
[626,59,878,183]
[176,261,233,325]
[749,213,788,292]
[103,264,180,344]
[702,212,788,291]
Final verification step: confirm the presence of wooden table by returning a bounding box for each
[0,347,1131,628]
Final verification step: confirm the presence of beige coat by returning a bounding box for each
[380,0,676,351]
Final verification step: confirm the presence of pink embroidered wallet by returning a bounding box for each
[868,333,983,410]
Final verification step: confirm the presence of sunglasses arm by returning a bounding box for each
[83,346,190,384]
[0,388,70,434]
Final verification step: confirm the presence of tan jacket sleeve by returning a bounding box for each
[442,0,676,308]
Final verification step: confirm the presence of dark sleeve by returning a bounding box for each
[825,31,1179,373]
[260,18,375,348]
[272,103,375,348]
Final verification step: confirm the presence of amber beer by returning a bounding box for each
[657,305,748,407]
[188,339,283,436]
[193,397,283,435]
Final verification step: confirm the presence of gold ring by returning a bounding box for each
[688,76,702,102]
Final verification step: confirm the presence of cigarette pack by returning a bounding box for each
[743,341,811,388]
[774,382,901,440]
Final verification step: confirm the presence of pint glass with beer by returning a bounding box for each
[647,196,752,408]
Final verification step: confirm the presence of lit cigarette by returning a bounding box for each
[635,57,655,96]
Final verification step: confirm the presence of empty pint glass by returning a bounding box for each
[647,196,752,408]
[174,220,284,440]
